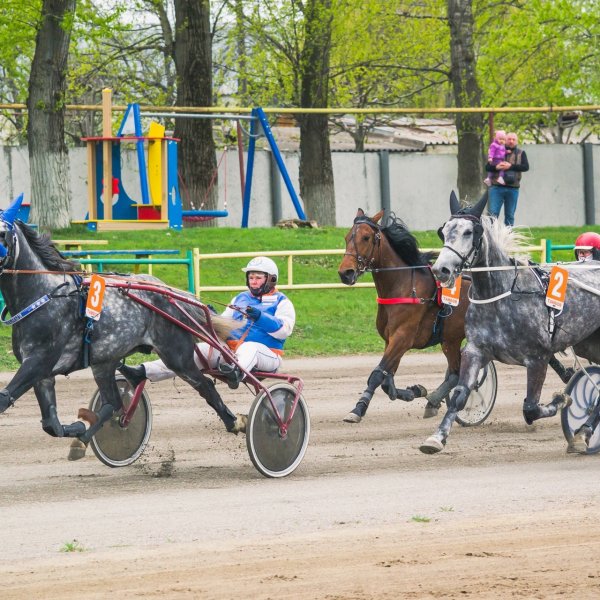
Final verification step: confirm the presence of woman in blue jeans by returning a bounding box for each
[486,132,529,226]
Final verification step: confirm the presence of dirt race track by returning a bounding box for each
[2,353,600,599]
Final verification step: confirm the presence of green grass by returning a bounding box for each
[59,539,87,553]
[411,515,432,523]
[0,223,593,371]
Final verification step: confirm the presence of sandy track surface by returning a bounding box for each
[1,353,600,599]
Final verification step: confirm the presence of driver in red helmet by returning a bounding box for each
[574,232,600,262]
[120,256,296,389]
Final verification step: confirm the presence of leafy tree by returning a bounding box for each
[447,0,484,202]
[476,0,600,142]
[173,0,219,226]
[27,0,76,229]
[221,0,337,225]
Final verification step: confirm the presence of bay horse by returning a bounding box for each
[422,192,600,454]
[338,208,471,423]
[0,195,244,452]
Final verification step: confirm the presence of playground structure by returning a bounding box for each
[77,89,305,231]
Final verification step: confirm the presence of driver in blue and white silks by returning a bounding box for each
[120,257,295,388]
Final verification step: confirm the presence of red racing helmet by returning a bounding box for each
[574,231,600,260]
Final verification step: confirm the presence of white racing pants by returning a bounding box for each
[142,341,282,382]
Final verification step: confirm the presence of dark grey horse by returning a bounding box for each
[420,191,600,454]
[0,195,244,452]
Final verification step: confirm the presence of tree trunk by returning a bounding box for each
[298,0,336,226]
[27,0,76,230]
[447,0,485,205]
[174,0,218,228]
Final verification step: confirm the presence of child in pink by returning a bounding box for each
[484,130,506,186]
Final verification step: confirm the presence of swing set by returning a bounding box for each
[78,89,305,231]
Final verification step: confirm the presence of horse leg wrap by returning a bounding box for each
[447,385,469,412]
[523,399,541,425]
[394,387,423,402]
[548,356,575,385]
[427,373,459,408]
[41,405,64,438]
[350,368,385,417]
[409,385,427,398]
[0,389,15,414]
[63,421,87,437]
[79,403,116,444]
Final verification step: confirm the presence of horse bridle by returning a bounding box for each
[437,213,484,274]
[0,227,17,275]
[344,216,382,275]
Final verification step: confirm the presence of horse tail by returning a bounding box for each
[208,313,239,341]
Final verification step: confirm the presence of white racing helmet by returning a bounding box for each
[242,256,279,296]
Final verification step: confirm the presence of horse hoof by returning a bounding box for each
[343,412,361,424]
[419,436,445,454]
[230,414,247,435]
[570,426,591,454]
[551,392,572,410]
[68,439,88,461]
[410,384,428,398]
[422,402,439,419]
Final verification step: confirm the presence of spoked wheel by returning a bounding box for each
[455,362,498,427]
[561,366,600,454]
[246,382,310,478]
[89,375,153,467]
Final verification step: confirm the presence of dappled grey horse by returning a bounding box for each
[0,195,244,452]
[420,191,600,454]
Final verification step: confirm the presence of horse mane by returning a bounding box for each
[381,213,432,266]
[16,222,82,272]
[481,216,531,264]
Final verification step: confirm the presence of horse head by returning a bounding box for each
[0,193,24,266]
[338,208,384,285]
[431,191,488,287]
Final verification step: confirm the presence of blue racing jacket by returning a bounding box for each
[221,289,295,352]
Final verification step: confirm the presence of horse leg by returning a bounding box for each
[0,355,55,413]
[343,365,389,423]
[423,371,459,419]
[424,339,462,418]
[522,360,571,425]
[420,348,484,454]
[548,355,575,384]
[343,333,426,424]
[154,342,245,434]
[31,377,87,439]
[77,366,124,445]
[571,396,600,453]
[181,372,245,434]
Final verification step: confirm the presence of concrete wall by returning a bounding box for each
[1,143,598,230]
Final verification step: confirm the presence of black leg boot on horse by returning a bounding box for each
[521,361,572,425]
[343,364,426,423]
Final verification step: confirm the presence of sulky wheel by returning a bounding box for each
[561,365,600,454]
[456,361,498,427]
[246,382,310,478]
[89,375,153,467]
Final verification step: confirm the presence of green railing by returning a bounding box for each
[545,241,575,262]
[78,250,195,293]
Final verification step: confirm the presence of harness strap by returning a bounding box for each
[467,289,512,304]
[0,294,51,325]
[0,282,70,326]
[376,297,422,305]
